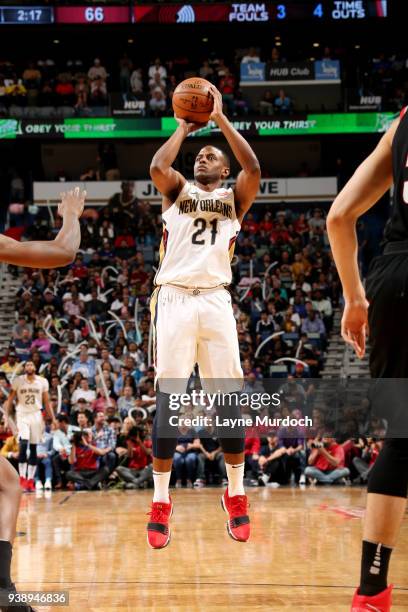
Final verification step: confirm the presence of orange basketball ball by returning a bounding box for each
[172,78,213,124]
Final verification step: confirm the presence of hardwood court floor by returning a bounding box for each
[12,487,408,612]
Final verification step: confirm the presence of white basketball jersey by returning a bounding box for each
[155,181,240,288]
[13,374,49,415]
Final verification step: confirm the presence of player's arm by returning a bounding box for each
[150,120,198,206]
[0,188,86,269]
[43,390,56,425]
[327,119,398,358]
[209,86,261,222]
[4,388,16,419]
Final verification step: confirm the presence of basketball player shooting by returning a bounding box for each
[5,361,54,494]
[0,187,85,612]
[327,110,408,612]
[146,85,261,549]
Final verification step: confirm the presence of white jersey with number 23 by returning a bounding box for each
[13,375,49,415]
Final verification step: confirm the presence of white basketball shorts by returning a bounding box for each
[150,285,243,393]
[16,410,44,444]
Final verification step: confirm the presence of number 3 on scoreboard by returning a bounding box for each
[191,218,218,245]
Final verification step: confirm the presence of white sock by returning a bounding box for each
[27,465,37,480]
[153,471,171,503]
[226,462,245,496]
[18,463,27,478]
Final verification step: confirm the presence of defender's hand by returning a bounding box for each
[208,85,224,122]
[58,187,86,219]
[341,298,369,359]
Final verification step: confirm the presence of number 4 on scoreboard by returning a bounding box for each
[313,3,324,17]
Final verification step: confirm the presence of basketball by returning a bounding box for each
[172,78,214,124]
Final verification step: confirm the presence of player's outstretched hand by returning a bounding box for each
[208,85,224,122]
[58,186,86,219]
[341,297,369,359]
[174,115,204,134]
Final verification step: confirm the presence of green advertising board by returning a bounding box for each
[0,113,397,140]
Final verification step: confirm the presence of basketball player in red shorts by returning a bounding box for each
[328,109,408,611]
[0,187,85,612]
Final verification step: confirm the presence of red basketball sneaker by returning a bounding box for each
[24,479,36,493]
[351,585,393,611]
[221,489,250,542]
[19,476,26,490]
[146,498,173,549]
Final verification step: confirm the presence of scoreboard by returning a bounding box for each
[0,2,388,25]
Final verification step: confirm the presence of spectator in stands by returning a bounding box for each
[241,47,261,64]
[199,60,214,81]
[194,423,227,487]
[13,315,33,340]
[66,430,109,490]
[148,58,167,86]
[270,47,281,63]
[0,351,22,377]
[308,208,326,234]
[219,68,236,114]
[259,91,274,116]
[301,310,326,335]
[352,438,382,484]
[173,426,199,488]
[35,429,53,491]
[52,414,72,489]
[106,181,139,228]
[305,435,350,485]
[130,68,143,95]
[14,329,32,362]
[5,78,27,105]
[149,72,166,93]
[74,75,90,113]
[91,410,117,472]
[22,61,41,90]
[116,426,152,489]
[149,88,166,116]
[117,385,137,419]
[89,77,108,106]
[30,330,51,359]
[88,58,108,83]
[244,432,260,480]
[71,378,96,407]
[312,289,333,331]
[71,348,96,381]
[85,290,106,319]
[259,434,289,486]
[55,74,75,106]
[274,89,292,114]
[119,53,133,93]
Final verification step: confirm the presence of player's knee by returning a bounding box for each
[368,438,408,498]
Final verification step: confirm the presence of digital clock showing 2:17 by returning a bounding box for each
[0,7,54,24]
